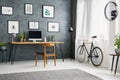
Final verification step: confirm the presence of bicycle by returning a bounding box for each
[77,36,103,66]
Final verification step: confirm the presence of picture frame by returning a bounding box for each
[43,5,54,18]
[2,6,13,15]
[25,3,33,14]
[29,21,39,29]
[8,21,19,34]
[48,22,59,32]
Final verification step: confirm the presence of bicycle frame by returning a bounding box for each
[82,41,95,58]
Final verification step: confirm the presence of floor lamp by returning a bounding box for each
[69,27,73,60]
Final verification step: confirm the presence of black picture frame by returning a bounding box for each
[24,3,33,15]
[1,6,13,15]
[47,22,59,32]
[28,21,39,29]
[7,20,19,34]
[42,5,55,18]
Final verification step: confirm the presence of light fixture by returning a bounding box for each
[104,1,118,21]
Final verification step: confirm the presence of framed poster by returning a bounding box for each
[2,6,13,15]
[8,21,19,34]
[48,22,59,32]
[29,21,39,29]
[43,5,54,18]
[25,4,33,14]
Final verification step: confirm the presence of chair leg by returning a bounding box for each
[46,56,48,64]
[35,54,38,66]
[5,51,8,62]
[44,55,46,68]
[2,52,3,63]
[54,55,56,66]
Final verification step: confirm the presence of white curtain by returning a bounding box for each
[76,0,88,41]
[75,0,118,68]
[75,0,89,59]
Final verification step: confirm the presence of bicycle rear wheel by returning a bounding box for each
[77,45,86,62]
[90,47,103,66]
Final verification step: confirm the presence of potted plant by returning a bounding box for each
[0,42,7,50]
[18,32,26,42]
[51,35,56,41]
[114,34,120,54]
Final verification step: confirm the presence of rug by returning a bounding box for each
[0,69,102,80]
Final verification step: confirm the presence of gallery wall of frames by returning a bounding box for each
[0,0,72,60]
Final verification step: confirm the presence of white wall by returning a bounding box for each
[76,0,120,70]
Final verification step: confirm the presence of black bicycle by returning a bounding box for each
[77,36,103,66]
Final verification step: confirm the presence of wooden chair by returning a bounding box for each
[35,43,56,67]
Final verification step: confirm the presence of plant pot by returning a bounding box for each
[115,49,120,54]
[20,38,24,42]
[0,46,6,50]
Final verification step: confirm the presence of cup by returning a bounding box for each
[44,37,47,42]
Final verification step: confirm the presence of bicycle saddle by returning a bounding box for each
[91,36,97,38]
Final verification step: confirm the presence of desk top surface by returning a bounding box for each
[10,41,64,45]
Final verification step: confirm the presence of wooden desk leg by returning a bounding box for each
[114,56,119,75]
[11,45,17,65]
[59,44,64,62]
[111,55,115,71]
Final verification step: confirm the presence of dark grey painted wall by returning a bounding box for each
[0,0,71,61]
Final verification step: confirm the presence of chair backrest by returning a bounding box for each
[42,43,55,47]
[42,43,55,54]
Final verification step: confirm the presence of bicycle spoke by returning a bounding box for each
[77,46,86,62]
[91,47,103,66]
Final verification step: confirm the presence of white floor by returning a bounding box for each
[0,59,120,80]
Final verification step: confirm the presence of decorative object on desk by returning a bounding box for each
[18,32,26,42]
[28,21,39,29]
[2,6,13,15]
[44,37,47,42]
[50,35,56,41]
[0,42,6,50]
[25,3,33,14]
[114,34,120,54]
[8,21,19,34]
[43,5,54,18]
[48,22,59,32]
[11,33,17,42]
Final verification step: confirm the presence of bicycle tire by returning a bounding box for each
[77,45,86,62]
[90,47,103,66]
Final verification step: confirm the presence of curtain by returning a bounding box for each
[75,0,117,68]
[75,0,89,59]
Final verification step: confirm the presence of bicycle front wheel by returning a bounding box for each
[77,45,86,62]
[90,47,103,66]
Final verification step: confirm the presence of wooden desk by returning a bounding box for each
[11,42,64,45]
[9,41,64,65]
[110,54,120,75]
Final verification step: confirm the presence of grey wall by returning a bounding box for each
[0,0,71,61]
